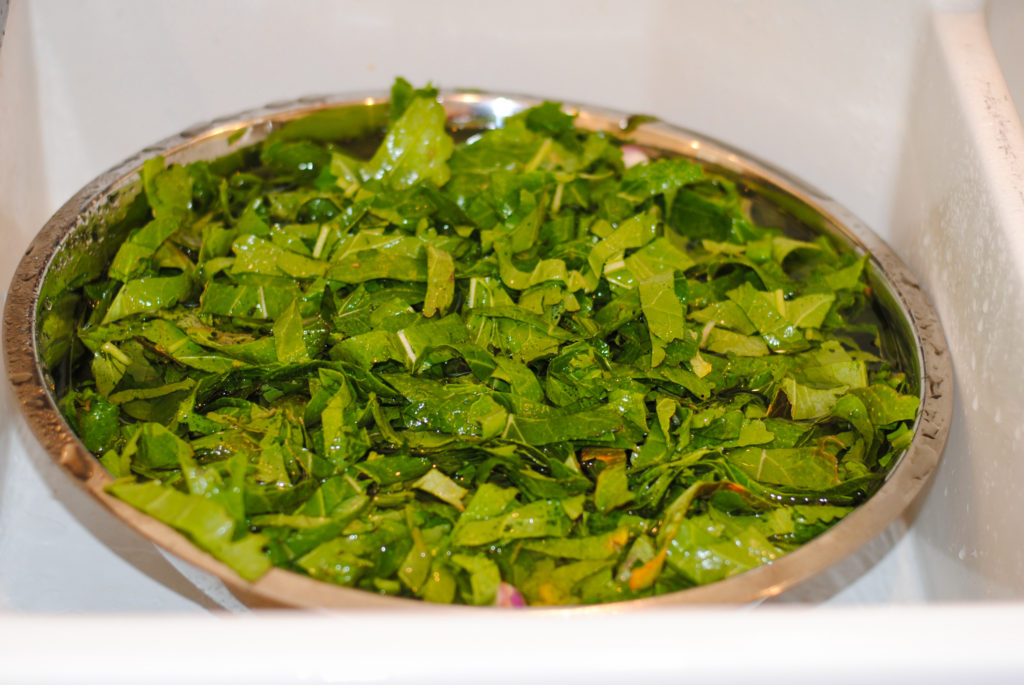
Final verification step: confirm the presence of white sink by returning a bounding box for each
[1,0,1022,680]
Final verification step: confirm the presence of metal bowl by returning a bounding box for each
[3,91,953,609]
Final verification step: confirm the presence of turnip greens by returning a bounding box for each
[58,80,919,605]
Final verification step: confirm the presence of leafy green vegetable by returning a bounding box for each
[55,79,920,606]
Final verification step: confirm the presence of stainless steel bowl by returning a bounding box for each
[3,91,953,608]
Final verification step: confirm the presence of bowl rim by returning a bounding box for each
[2,89,954,609]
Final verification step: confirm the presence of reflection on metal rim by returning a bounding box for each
[0,0,9,52]
[2,91,954,609]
